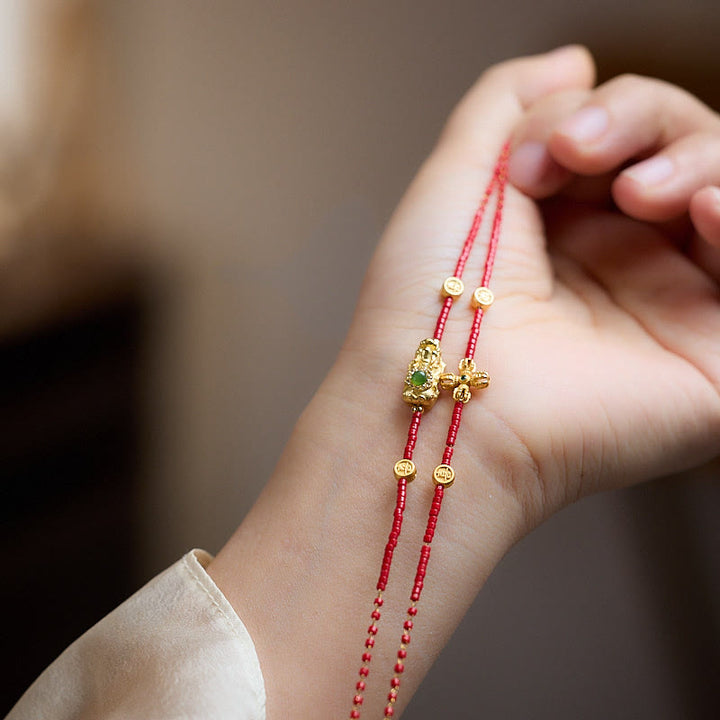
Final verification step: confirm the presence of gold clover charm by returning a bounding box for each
[439,358,489,404]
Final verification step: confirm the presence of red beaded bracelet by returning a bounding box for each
[349,142,510,719]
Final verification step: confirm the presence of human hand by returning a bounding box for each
[209,47,720,718]
[336,47,720,526]
[500,66,720,513]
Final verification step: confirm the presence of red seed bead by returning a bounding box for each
[350,711,360,719]
[402,633,411,644]
[394,662,405,674]
[365,638,375,648]
[368,624,378,635]
[391,677,401,688]
[375,597,383,607]
[404,620,413,630]
[388,691,398,702]
[353,695,364,706]
[398,649,407,659]
[408,606,418,616]
[371,610,381,620]
[359,667,369,677]
[385,705,395,717]
[356,681,366,692]
[362,652,372,662]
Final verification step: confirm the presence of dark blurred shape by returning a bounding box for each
[0,265,146,714]
[626,475,720,719]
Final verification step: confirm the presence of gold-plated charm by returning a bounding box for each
[439,357,489,404]
[433,463,455,487]
[402,338,446,411]
[471,286,494,309]
[393,459,417,482]
[441,276,464,299]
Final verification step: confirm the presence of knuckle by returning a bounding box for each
[604,73,655,96]
[613,72,647,87]
[604,73,689,104]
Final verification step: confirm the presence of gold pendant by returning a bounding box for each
[439,357,489,404]
[402,338,446,411]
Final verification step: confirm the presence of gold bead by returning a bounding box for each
[439,372,456,390]
[441,276,464,299]
[471,286,494,309]
[394,458,417,482]
[458,357,476,374]
[433,463,455,487]
[470,370,490,388]
[452,385,472,403]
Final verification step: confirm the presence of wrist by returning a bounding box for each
[208,369,533,718]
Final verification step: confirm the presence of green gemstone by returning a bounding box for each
[410,370,428,387]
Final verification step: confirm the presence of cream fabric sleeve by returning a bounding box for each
[7,549,266,720]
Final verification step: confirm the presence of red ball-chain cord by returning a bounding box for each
[349,142,510,718]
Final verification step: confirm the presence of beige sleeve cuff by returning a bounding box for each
[8,549,266,720]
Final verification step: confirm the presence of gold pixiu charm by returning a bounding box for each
[402,338,446,411]
[440,357,489,404]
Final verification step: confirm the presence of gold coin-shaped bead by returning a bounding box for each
[394,458,417,482]
[432,463,455,487]
[471,286,494,309]
[441,276,465,299]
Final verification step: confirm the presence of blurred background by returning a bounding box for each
[1,0,719,717]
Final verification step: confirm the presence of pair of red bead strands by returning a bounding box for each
[349,142,510,719]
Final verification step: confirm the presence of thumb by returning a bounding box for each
[347,46,596,359]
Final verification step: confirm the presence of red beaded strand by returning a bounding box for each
[453,170,499,280]
[432,296,454,343]
[383,143,510,719]
[349,142,510,719]
[402,409,422,460]
[432,168,499,341]
[465,148,508,360]
[353,408,421,714]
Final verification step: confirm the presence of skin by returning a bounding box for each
[207,46,720,718]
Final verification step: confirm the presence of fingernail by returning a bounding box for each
[623,156,675,187]
[557,106,609,143]
[508,141,551,188]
